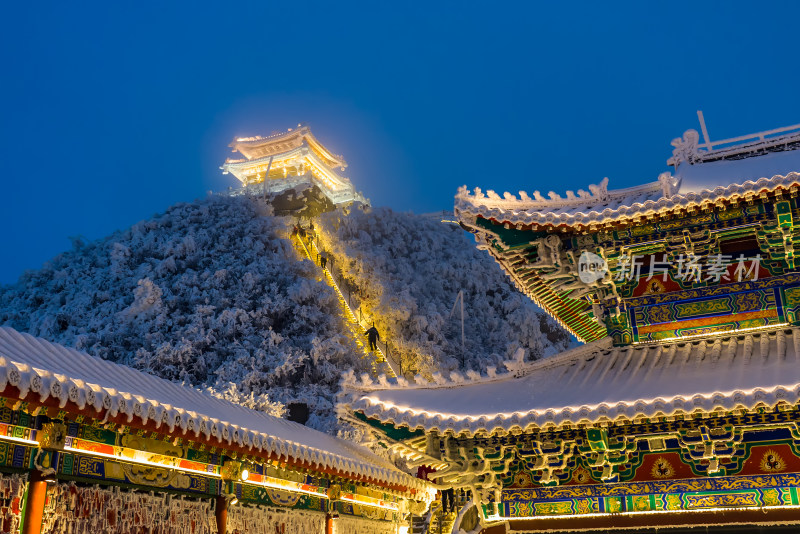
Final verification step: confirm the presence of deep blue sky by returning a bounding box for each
[2,2,800,284]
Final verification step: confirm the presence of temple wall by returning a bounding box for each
[40,482,217,534]
[0,473,24,534]
[332,515,399,534]
[227,506,325,534]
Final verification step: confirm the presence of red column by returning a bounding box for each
[22,471,48,534]
[215,496,228,534]
[325,514,334,534]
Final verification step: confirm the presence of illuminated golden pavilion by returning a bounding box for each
[221,125,366,205]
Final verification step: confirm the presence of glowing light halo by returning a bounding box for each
[296,236,394,375]
[241,472,328,498]
[341,492,399,511]
[63,438,221,478]
[0,433,39,447]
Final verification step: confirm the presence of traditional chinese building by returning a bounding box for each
[339,120,800,532]
[221,125,367,206]
[0,327,433,534]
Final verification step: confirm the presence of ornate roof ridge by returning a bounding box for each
[668,123,800,167]
[341,325,800,436]
[340,337,614,393]
[455,177,674,211]
[456,171,800,226]
[230,126,310,147]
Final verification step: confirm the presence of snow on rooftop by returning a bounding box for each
[0,326,427,492]
[676,148,800,196]
[342,327,800,436]
[456,122,800,226]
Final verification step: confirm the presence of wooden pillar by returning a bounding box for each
[215,496,228,534]
[325,513,334,534]
[22,471,48,534]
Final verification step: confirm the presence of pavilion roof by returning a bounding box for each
[340,325,800,437]
[0,327,429,494]
[230,126,347,169]
[455,125,800,228]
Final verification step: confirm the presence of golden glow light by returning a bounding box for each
[0,423,39,446]
[296,235,395,376]
[64,437,221,478]
[241,471,328,498]
[341,492,399,511]
[632,322,790,345]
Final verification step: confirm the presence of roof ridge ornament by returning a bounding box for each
[658,172,681,198]
[456,177,616,210]
[668,129,702,168]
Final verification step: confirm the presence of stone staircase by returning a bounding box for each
[412,501,459,534]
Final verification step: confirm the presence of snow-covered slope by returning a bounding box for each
[0,196,368,433]
[316,208,572,376]
[0,197,572,435]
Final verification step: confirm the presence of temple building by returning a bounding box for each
[0,327,434,534]
[221,125,367,206]
[339,120,800,532]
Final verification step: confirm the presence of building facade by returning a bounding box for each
[340,121,800,532]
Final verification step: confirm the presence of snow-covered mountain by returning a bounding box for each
[0,196,367,432]
[316,208,572,377]
[0,196,571,434]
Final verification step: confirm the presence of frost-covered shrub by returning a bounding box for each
[316,208,573,377]
[0,196,367,434]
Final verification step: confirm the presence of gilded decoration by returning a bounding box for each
[266,488,302,507]
[570,467,592,485]
[514,471,533,487]
[718,209,745,221]
[675,298,730,319]
[122,463,179,487]
[784,287,800,309]
[120,434,183,457]
[502,473,800,501]
[327,484,342,500]
[39,422,67,450]
[575,498,595,514]
[760,449,786,472]
[624,273,797,308]
[650,457,675,479]
[648,305,671,324]
[643,279,666,295]
[629,495,654,512]
[762,488,781,506]
[684,492,758,509]
[734,292,762,313]
[664,494,682,510]
[77,456,103,478]
[605,496,623,513]
[534,501,573,515]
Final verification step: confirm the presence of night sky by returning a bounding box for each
[2,2,800,284]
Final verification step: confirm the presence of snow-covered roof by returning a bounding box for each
[677,148,800,195]
[456,171,800,228]
[341,326,800,437]
[0,327,428,494]
[455,124,800,227]
[230,126,346,168]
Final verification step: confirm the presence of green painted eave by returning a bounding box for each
[474,216,546,250]
[353,411,425,441]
